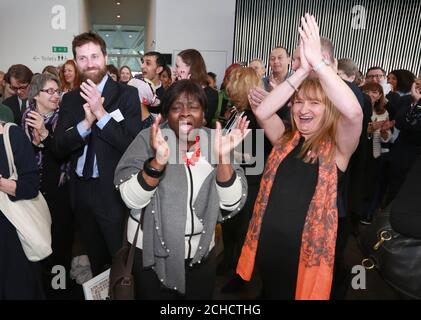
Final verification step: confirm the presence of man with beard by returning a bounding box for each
[54,32,142,276]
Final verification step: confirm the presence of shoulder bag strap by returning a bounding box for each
[2,123,18,180]
[125,207,144,273]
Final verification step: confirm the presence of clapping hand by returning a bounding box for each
[26,111,48,144]
[80,79,106,120]
[214,116,250,164]
[298,38,312,74]
[298,13,323,68]
[381,120,395,131]
[150,114,169,166]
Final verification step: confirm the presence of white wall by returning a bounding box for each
[153,0,236,88]
[0,0,89,73]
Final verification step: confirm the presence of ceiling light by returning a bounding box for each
[116,15,121,18]
[128,35,132,38]
[116,1,121,5]
[105,34,109,37]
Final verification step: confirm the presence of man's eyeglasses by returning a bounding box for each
[366,74,385,79]
[40,88,62,95]
[10,84,29,92]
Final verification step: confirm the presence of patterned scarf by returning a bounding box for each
[23,103,71,187]
[236,131,338,300]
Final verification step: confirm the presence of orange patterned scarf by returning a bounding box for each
[236,131,338,300]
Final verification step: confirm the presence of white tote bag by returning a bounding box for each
[0,123,52,261]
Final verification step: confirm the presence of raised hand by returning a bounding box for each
[298,13,323,68]
[248,87,269,113]
[82,102,97,129]
[381,120,395,131]
[80,79,106,119]
[26,111,49,143]
[298,38,312,73]
[214,116,250,164]
[150,114,169,166]
[26,111,47,132]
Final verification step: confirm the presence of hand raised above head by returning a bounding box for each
[298,13,324,68]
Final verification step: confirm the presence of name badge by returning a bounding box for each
[110,109,125,122]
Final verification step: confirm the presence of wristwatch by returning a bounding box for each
[313,59,331,72]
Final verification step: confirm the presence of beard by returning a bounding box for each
[80,65,108,84]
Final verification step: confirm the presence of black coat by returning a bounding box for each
[54,77,142,211]
[390,157,421,239]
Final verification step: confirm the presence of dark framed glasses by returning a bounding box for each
[10,83,29,92]
[40,88,62,95]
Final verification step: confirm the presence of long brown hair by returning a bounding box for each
[178,49,209,86]
[59,60,81,92]
[362,82,386,114]
[281,78,340,163]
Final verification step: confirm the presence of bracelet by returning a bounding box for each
[313,59,329,72]
[143,157,165,179]
[286,78,298,92]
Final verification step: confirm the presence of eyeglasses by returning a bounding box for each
[10,83,29,92]
[366,74,385,79]
[40,88,62,95]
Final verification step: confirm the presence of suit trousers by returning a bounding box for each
[73,177,125,276]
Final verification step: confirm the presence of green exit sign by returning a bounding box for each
[52,46,68,53]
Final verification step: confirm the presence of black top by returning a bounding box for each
[241,109,273,185]
[256,137,345,299]
[390,157,421,239]
[204,86,218,128]
[148,85,165,115]
[31,122,70,200]
[0,125,39,203]
[385,91,401,121]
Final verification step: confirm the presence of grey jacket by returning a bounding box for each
[114,124,248,294]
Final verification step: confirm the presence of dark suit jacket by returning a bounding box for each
[2,95,23,125]
[54,77,142,211]
[386,91,401,120]
[390,157,421,239]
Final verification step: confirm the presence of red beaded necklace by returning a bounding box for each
[182,136,201,166]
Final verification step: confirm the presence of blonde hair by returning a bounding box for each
[225,67,262,111]
[281,78,340,163]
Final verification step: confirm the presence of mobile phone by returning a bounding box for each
[223,110,245,135]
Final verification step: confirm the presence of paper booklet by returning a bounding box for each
[82,268,110,300]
